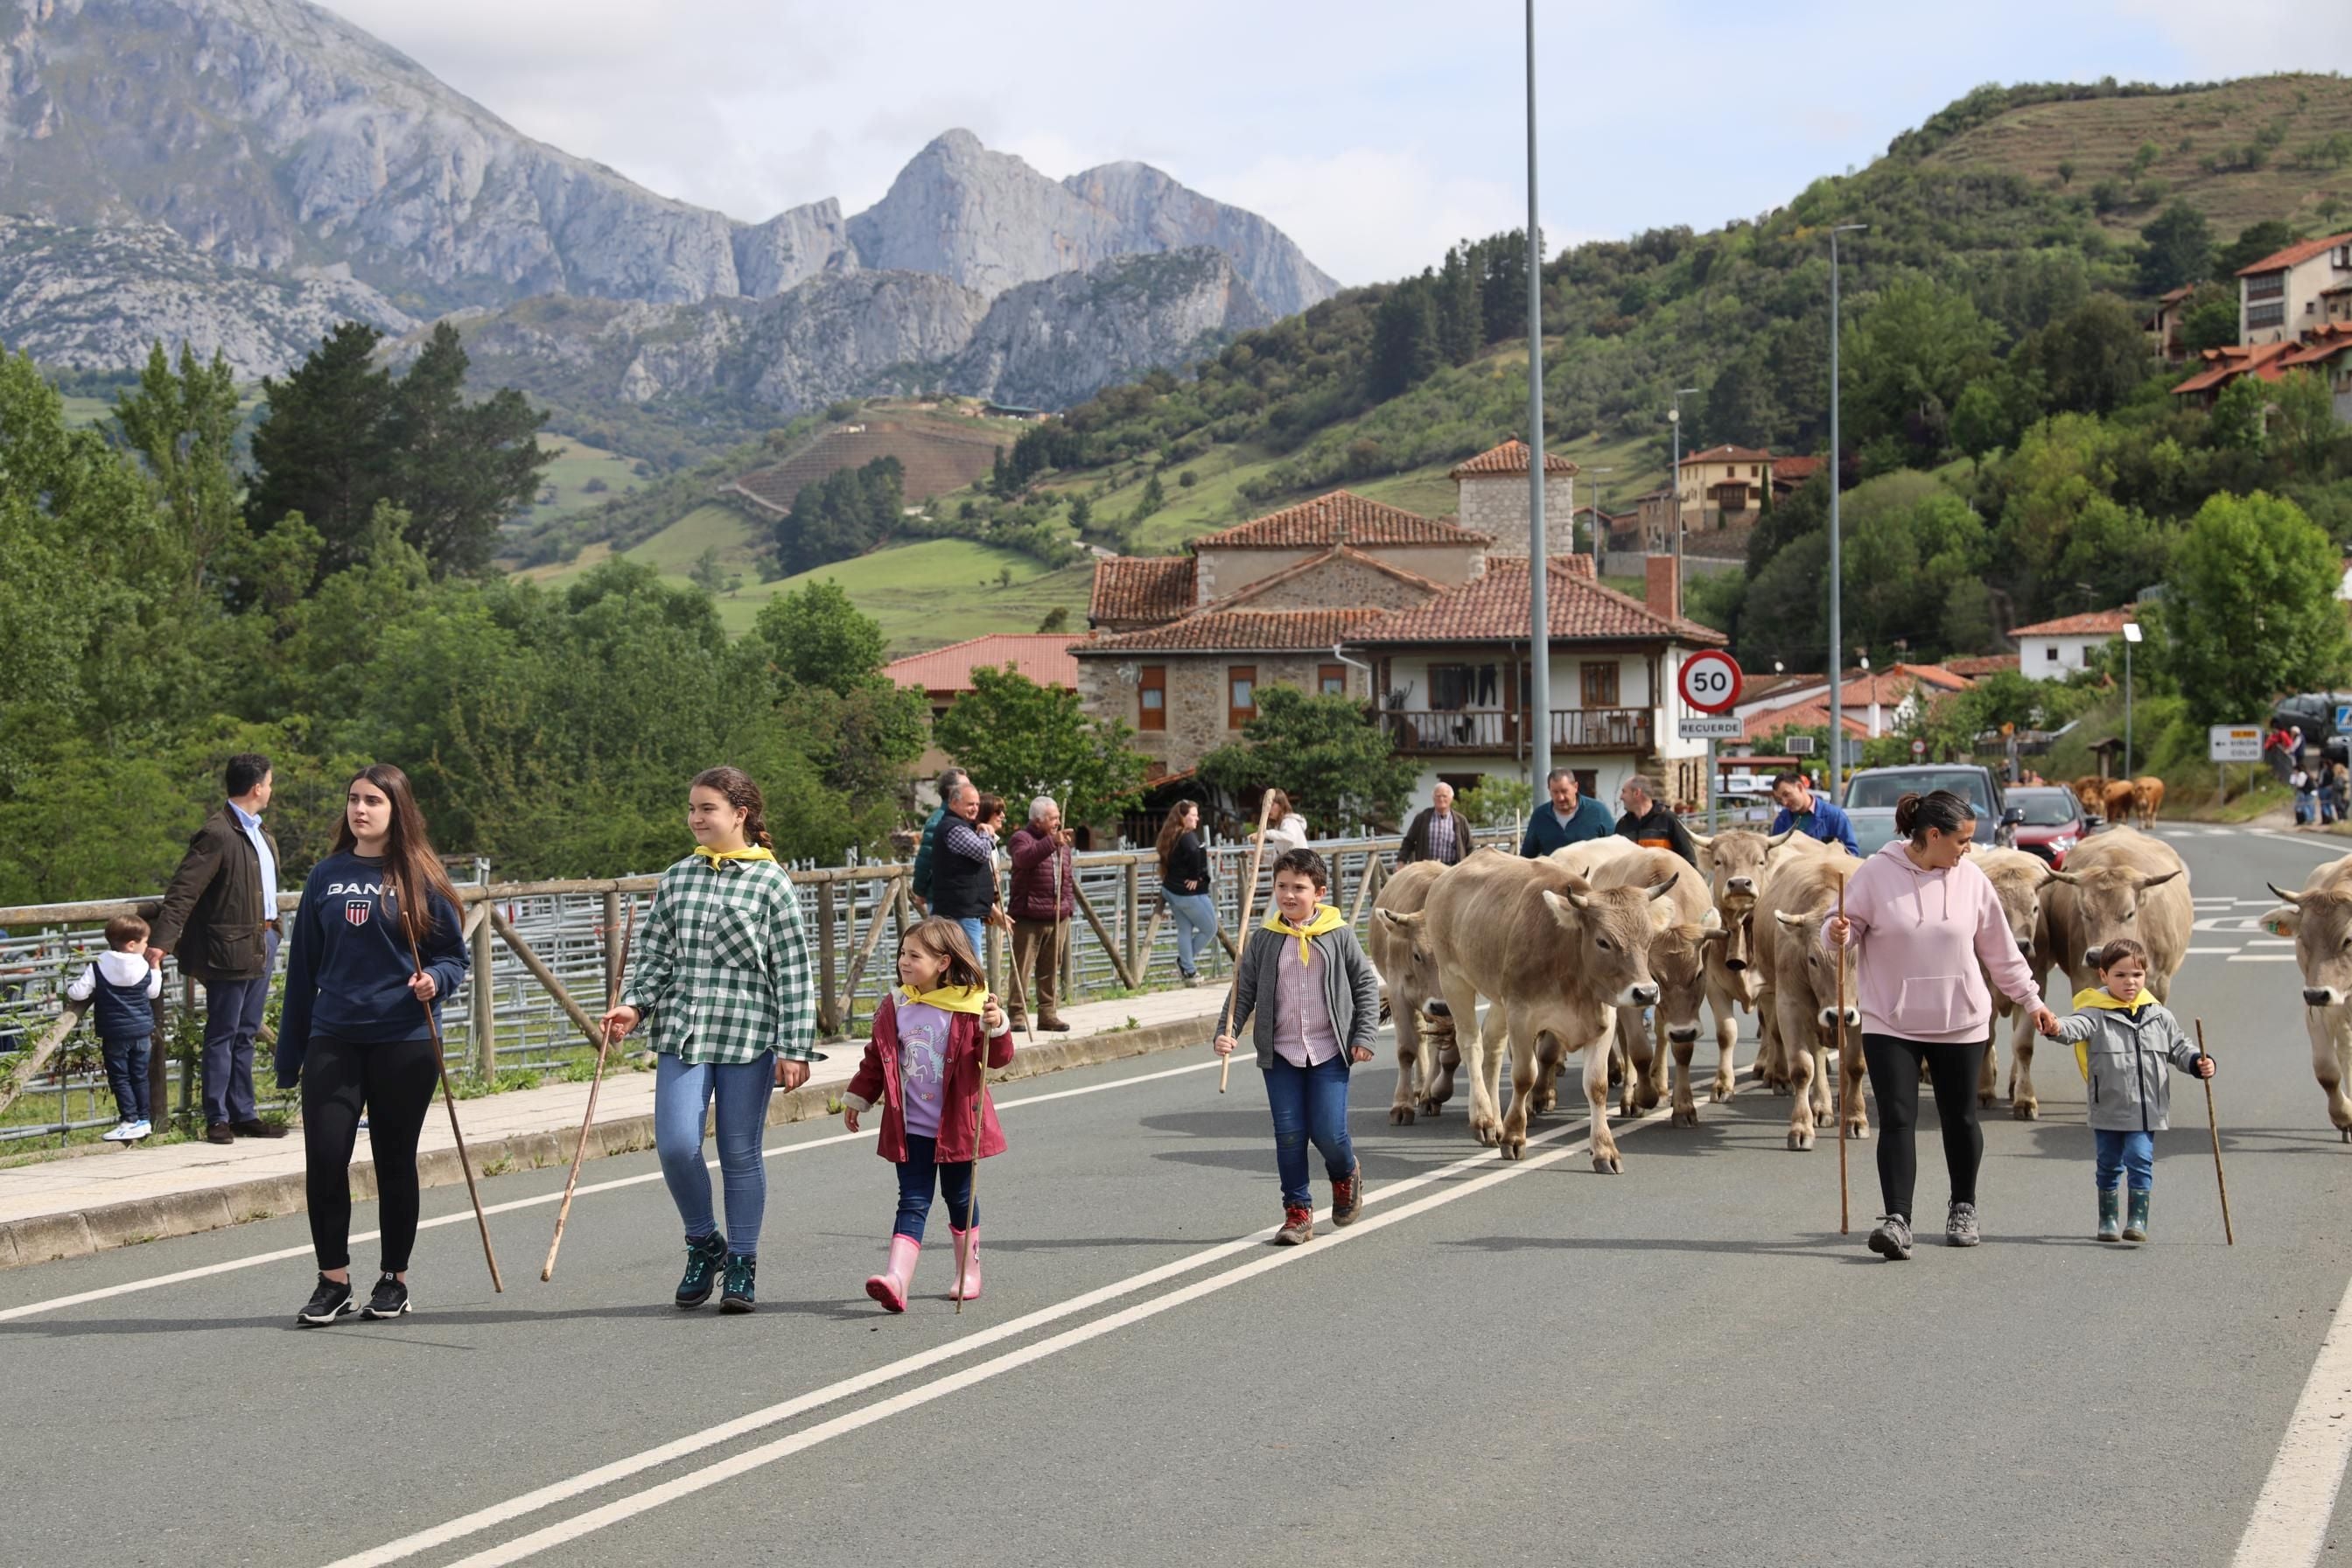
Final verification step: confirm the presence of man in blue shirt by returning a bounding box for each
[1521,768,1616,857]
[1768,770,1860,855]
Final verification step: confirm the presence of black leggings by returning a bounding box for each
[302,1036,440,1273]
[1859,1033,1988,1223]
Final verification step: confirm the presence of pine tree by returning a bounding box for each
[386,323,550,578]
[1436,243,1480,364]
[246,321,395,572]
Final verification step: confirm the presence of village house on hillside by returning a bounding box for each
[886,633,1082,793]
[2009,607,2135,681]
[1076,440,1727,811]
[2172,230,2352,422]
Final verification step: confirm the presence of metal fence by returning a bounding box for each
[0,829,1510,1144]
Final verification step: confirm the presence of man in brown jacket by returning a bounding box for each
[146,753,288,1144]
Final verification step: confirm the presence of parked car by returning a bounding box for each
[2002,786,2086,868]
[1841,764,2019,853]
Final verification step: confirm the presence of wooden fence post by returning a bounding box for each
[816,879,839,1036]
[1123,858,1140,982]
[471,898,496,1080]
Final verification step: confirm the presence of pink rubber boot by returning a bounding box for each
[864,1235,919,1312]
[948,1228,982,1301]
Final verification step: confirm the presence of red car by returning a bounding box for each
[2003,786,2086,869]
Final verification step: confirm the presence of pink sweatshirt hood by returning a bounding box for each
[1834,839,2042,1044]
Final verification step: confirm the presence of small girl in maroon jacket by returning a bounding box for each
[844,917,1016,1312]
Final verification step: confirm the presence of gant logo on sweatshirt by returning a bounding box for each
[326,882,387,896]
[345,902,372,927]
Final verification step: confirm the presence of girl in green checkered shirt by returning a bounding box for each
[603,766,819,1314]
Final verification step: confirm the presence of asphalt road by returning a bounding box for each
[5,825,2352,1568]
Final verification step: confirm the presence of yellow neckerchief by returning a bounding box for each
[899,982,988,1015]
[2068,985,2156,1079]
[692,844,776,867]
[1264,902,1346,964]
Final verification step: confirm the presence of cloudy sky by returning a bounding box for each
[320,0,2350,286]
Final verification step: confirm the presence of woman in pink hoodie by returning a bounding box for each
[1827,790,2060,1260]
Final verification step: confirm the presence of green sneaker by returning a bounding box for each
[675,1231,727,1308]
[720,1252,757,1314]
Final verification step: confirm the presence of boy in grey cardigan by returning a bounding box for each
[2041,937,2215,1242]
[1214,848,1382,1245]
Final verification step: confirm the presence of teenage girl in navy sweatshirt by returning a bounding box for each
[276,764,468,1326]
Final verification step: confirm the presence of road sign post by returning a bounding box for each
[2210,724,2263,805]
[1679,651,1744,832]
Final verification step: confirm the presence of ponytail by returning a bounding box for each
[1894,789,1974,846]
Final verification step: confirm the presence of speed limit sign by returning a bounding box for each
[1677,649,1743,715]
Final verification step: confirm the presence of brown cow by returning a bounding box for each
[1595,846,1725,1127]
[2072,775,2106,819]
[1754,845,1865,1149]
[2012,827,2192,1118]
[1368,859,1459,1124]
[2259,854,2352,1138]
[2132,775,2166,830]
[1383,851,1676,1168]
[1969,847,2055,1113]
[2100,779,2138,827]
[1691,827,1820,1095]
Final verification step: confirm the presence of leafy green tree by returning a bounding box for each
[2014,295,2152,416]
[2178,286,2241,356]
[1067,493,1093,531]
[689,545,730,596]
[2137,201,2212,294]
[749,580,889,696]
[2272,368,2344,477]
[113,342,244,592]
[1130,471,1166,523]
[247,321,395,571]
[1842,276,1999,463]
[2215,219,2297,277]
[1453,774,1532,830]
[934,665,1146,828]
[775,455,904,574]
[383,322,551,577]
[1197,687,1418,832]
[2208,375,2272,452]
[1950,381,2011,467]
[2153,491,2350,727]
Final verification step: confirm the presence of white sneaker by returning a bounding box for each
[123,1120,151,1140]
[102,1122,135,1142]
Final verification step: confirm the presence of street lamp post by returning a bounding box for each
[1523,0,1551,793]
[1668,387,1698,619]
[2123,620,2142,777]
[1826,223,1866,799]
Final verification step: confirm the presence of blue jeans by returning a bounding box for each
[655,1052,776,1256]
[893,1132,976,1242]
[200,927,277,1124]
[1264,1054,1355,1207]
[956,917,989,965]
[104,1033,151,1122]
[1165,890,1219,978]
[2094,1129,2156,1192]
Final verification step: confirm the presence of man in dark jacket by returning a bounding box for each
[909,766,970,914]
[1614,774,1698,865]
[1400,782,1472,866]
[145,753,289,1144]
[1520,768,1614,856]
[1006,797,1075,1031]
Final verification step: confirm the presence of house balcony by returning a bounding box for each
[1379,707,1655,755]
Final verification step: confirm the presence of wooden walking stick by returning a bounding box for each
[2194,1018,2236,1246]
[542,896,637,1281]
[1217,790,1281,1094]
[405,921,504,1292]
[1836,874,1851,1236]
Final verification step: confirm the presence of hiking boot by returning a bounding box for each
[674,1231,728,1309]
[2097,1187,2124,1242]
[296,1273,355,1326]
[1866,1214,1914,1261]
[206,1123,235,1144]
[1038,1014,1073,1032]
[1276,1203,1314,1245]
[361,1272,410,1320]
[2123,1188,2151,1242]
[1945,1201,1980,1248]
[1330,1159,1364,1227]
[719,1253,757,1314]
[949,1228,983,1301]
[865,1235,920,1312]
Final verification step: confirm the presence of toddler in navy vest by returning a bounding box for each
[66,914,162,1142]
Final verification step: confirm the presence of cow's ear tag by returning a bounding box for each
[2262,912,2296,938]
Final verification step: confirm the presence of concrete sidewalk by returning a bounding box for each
[0,985,1228,1270]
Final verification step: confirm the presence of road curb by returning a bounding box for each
[0,1008,1221,1272]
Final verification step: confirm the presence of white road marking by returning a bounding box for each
[2232,1266,2352,1567]
[2229,955,2298,963]
[0,1055,1231,1325]
[2187,948,2243,956]
[335,1081,1718,1568]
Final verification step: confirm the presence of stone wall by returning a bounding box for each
[1194,540,1484,600]
[1457,472,1574,556]
[1237,555,1442,611]
[1076,653,1364,776]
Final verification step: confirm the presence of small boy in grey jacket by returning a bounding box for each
[1214,847,1382,1246]
[2040,937,2215,1242]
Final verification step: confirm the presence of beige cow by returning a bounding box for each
[1970,846,2055,1114]
[2260,853,2352,1138]
[1693,828,1824,1095]
[1754,845,1864,1150]
[1594,846,1725,1127]
[1368,859,1460,1124]
[2013,827,2192,1119]
[1382,851,1676,1169]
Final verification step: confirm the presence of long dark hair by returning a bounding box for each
[901,916,987,992]
[690,765,774,851]
[333,764,460,948]
[1894,789,1975,846]
[1155,799,1200,877]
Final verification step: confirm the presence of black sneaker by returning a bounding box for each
[1866,1214,1914,1261]
[361,1272,411,1319]
[296,1273,356,1326]
[720,1252,757,1314]
[675,1231,727,1308]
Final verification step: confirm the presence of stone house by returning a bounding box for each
[2146,284,2197,361]
[1447,438,1577,554]
[1675,444,1774,531]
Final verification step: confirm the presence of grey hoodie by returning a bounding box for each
[2052,995,2204,1132]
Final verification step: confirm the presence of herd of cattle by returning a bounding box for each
[2070,774,2166,831]
[1366,820,2203,1172]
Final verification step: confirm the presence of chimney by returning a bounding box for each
[1644,555,1680,623]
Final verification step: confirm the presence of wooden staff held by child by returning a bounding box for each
[2194,1018,2236,1245]
[542,895,637,1281]
[1216,790,1280,1094]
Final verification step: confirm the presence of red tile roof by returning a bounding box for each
[1074,608,1382,654]
[1217,544,1448,608]
[2272,322,2352,376]
[1771,454,1826,484]
[1742,698,1872,743]
[1942,654,2020,678]
[2236,231,2352,276]
[885,634,1086,695]
[2171,340,2295,396]
[2011,608,2133,637]
[1449,438,1579,478]
[1350,556,1725,646]
[1088,555,1195,625]
[1678,444,1774,467]
[1193,491,1490,550]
